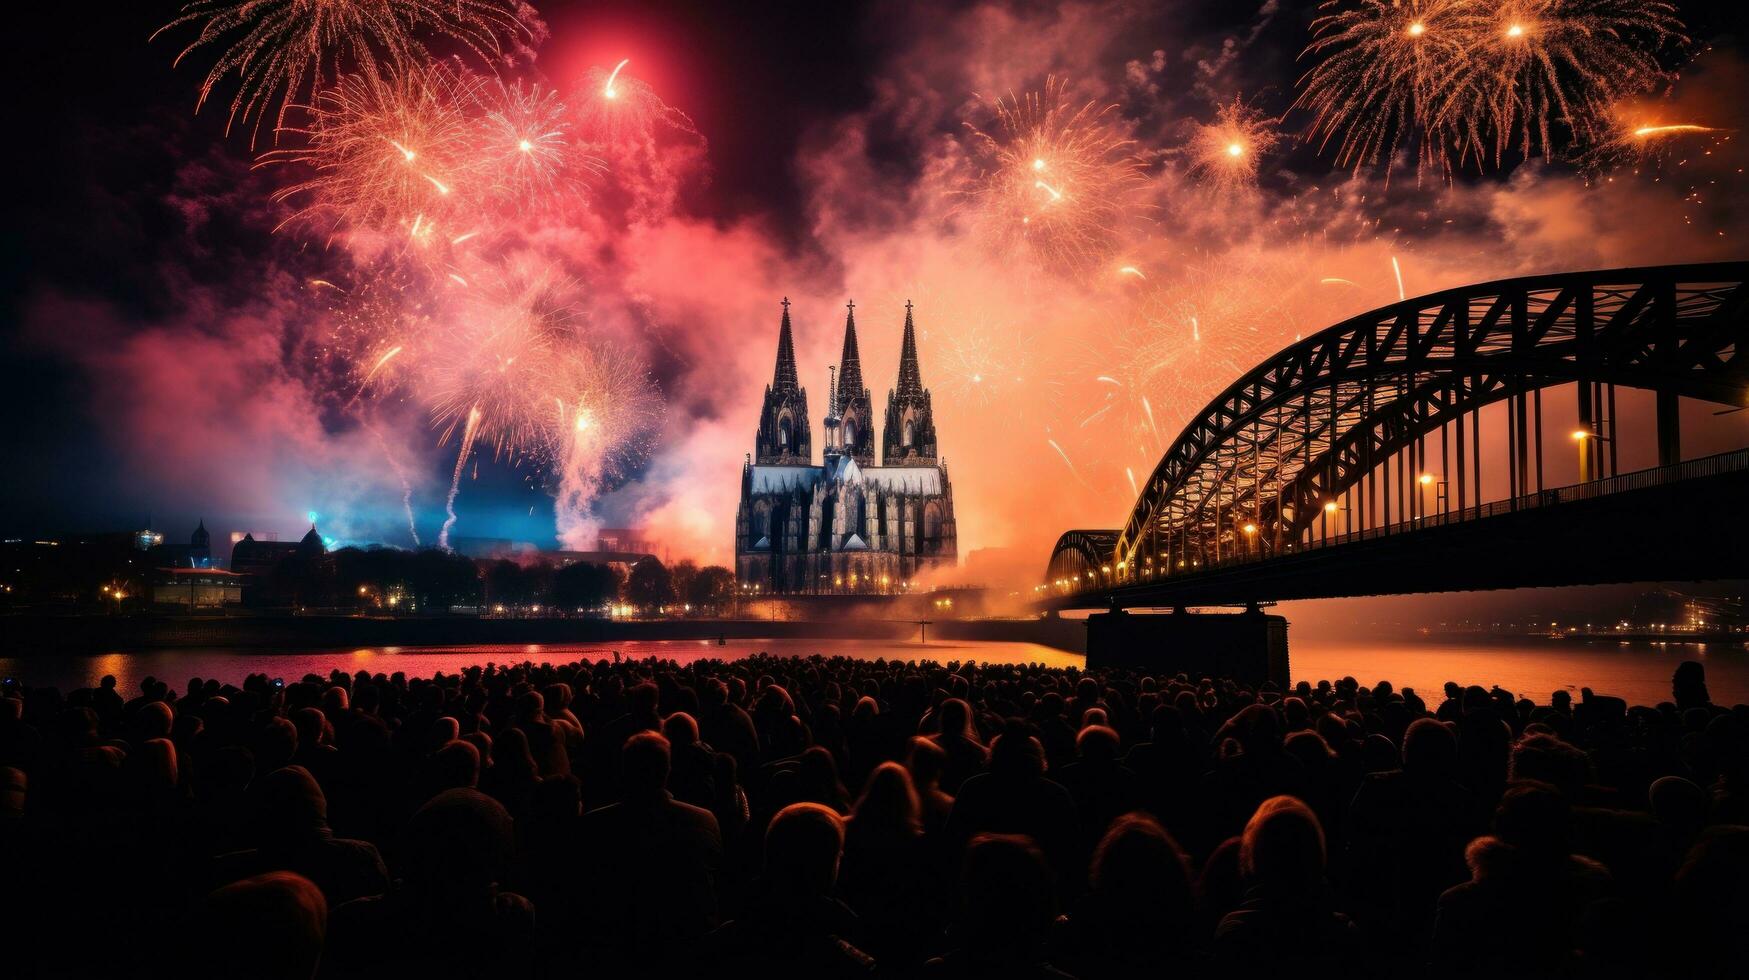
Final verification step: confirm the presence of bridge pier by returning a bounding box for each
[1084,606,1289,689]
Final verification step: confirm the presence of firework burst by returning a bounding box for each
[1296,0,1489,182]
[153,0,539,144]
[546,344,666,550]
[1187,97,1282,193]
[472,78,602,213]
[1296,0,1687,179]
[428,258,582,462]
[264,61,485,239]
[1477,0,1687,162]
[962,76,1149,272]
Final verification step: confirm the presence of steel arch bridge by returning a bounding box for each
[1043,262,1749,607]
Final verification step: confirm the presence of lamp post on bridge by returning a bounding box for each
[1572,429,1611,483]
[1417,472,1448,524]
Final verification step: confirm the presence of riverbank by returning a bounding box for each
[0,612,1087,655]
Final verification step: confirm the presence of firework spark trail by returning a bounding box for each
[1391,254,1406,300]
[962,76,1149,273]
[573,63,705,220]
[439,406,481,550]
[366,421,421,546]
[153,0,538,145]
[604,58,630,98]
[1579,102,1731,173]
[1125,466,1139,499]
[1047,438,1095,491]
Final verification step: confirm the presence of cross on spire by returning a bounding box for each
[771,297,799,391]
[895,299,923,397]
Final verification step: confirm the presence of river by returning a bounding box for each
[3,635,1746,708]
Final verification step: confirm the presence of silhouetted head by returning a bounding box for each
[1076,724,1121,764]
[1089,812,1195,925]
[434,739,481,790]
[906,735,948,788]
[851,761,921,838]
[1650,775,1708,837]
[254,766,328,843]
[621,730,672,798]
[662,711,700,747]
[197,872,327,980]
[937,698,976,741]
[1403,717,1459,776]
[1673,661,1711,710]
[404,788,515,895]
[1240,795,1327,892]
[764,801,845,896]
[990,727,1047,778]
[1509,732,1591,798]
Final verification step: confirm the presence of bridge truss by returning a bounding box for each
[1045,263,1749,598]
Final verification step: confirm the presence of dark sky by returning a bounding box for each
[0,1,898,533]
[3,0,1745,551]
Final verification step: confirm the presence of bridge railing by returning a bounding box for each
[1079,447,1749,592]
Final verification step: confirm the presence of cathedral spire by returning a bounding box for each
[754,298,811,464]
[895,300,924,397]
[838,300,866,395]
[882,300,938,465]
[834,299,874,466]
[772,297,799,391]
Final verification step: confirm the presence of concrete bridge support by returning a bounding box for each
[1084,607,1289,688]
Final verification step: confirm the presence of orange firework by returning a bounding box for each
[962,76,1149,272]
[1474,1,1687,163]
[1297,0,1687,179]
[428,258,582,461]
[547,343,665,550]
[1187,98,1281,192]
[153,0,539,144]
[264,61,484,238]
[1296,0,1487,182]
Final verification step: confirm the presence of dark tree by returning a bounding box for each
[688,565,737,613]
[668,559,700,613]
[551,561,623,612]
[626,557,675,611]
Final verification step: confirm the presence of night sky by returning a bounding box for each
[4,1,1747,610]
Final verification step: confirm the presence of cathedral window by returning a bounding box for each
[903,418,914,447]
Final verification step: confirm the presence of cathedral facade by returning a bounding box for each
[736,299,958,593]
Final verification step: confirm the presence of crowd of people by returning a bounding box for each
[1,653,1746,978]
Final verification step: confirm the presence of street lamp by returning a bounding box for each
[1417,473,1448,521]
[1571,429,1611,482]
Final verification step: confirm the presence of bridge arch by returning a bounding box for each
[1045,530,1120,592]
[1070,263,1749,591]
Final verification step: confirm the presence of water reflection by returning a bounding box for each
[2,636,1743,708]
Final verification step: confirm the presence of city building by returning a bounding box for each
[151,566,245,608]
[596,528,660,556]
[230,524,326,577]
[145,519,213,568]
[736,299,958,593]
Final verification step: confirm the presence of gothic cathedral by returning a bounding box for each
[736,299,958,593]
